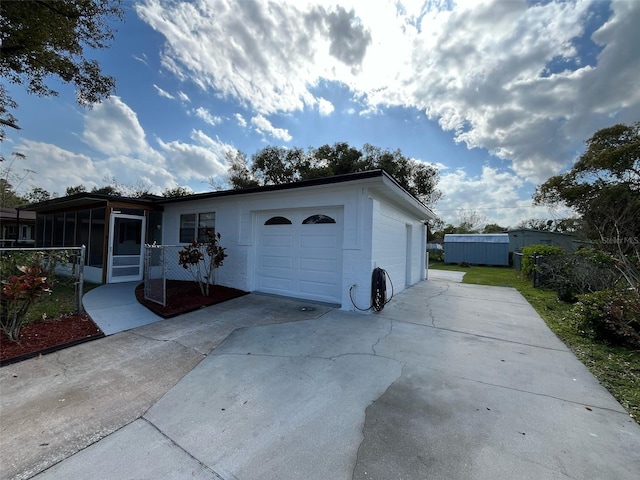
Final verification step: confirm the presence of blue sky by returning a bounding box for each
[3,0,640,228]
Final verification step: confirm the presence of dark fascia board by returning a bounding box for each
[378,171,436,220]
[157,170,435,220]
[20,170,433,217]
[0,207,36,221]
[20,193,158,213]
[156,169,389,205]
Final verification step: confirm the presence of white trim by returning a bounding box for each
[107,213,145,283]
[254,207,344,304]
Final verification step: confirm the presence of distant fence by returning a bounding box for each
[144,244,216,306]
[0,246,86,313]
[512,252,523,271]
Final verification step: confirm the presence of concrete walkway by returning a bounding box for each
[1,276,639,480]
[82,282,162,335]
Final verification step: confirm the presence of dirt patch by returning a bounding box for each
[0,314,104,366]
[135,280,249,318]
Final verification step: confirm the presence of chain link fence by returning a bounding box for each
[144,245,216,306]
[0,246,86,320]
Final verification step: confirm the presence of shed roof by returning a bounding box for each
[444,234,509,243]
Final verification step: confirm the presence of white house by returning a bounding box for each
[25,170,436,312]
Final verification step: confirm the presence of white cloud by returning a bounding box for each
[158,129,231,182]
[135,0,372,114]
[11,140,102,195]
[234,113,247,128]
[434,165,569,228]
[95,154,177,193]
[80,97,235,192]
[250,114,292,142]
[12,139,181,197]
[193,106,222,126]
[83,96,156,157]
[317,97,334,116]
[136,0,640,185]
[153,84,175,99]
[177,91,190,102]
[132,53,148,65]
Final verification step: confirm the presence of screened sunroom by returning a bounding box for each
[25,193,163,284]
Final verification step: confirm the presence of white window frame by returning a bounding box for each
[179,211,216,243]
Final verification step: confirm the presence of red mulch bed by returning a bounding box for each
[1,314,104,366]
[0,281,247,366]
[135,280,249,318]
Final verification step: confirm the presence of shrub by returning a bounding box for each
[571,290,640,348]
[0,264,52,341]
[537,249,620,302]
[178,229,228,296]
[521,245,566,277]
[428,250,444,262]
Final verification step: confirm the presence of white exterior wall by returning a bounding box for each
[84,266,103,284]
[371,195,426,296]
[160,183,376,311]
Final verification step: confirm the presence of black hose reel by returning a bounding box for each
[349,267,394,312]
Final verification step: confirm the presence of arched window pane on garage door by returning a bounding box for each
[264,216,292,225]
[302,214,336,224]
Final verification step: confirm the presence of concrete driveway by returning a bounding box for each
[1,273,639,479]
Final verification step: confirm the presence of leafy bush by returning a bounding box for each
[1,249,70,281]
[537,249,620,302]
[572,290,640,348]
[1,264,52,341]
[178,230,228,296]
[1,250,74,341]
[428,250,444,262]
[521,245,565,277]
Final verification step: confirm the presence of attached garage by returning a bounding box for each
[157,170,437,311]
[256,209,343,304]
[26,170,435,312]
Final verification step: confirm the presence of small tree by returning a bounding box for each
[534,122,640,293]
[1,264,51,341]
[178,230,228,296]
[0,0,124,136]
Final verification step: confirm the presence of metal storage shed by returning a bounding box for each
[444,234,510,266]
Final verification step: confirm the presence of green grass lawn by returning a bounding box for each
[25,280,100,323]
[429,262,640,422]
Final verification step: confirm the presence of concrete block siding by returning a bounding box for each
[160,177,428,312]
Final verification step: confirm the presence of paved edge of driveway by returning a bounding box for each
[0,294,334,480]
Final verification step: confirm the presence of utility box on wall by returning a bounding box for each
[444,234,509,266]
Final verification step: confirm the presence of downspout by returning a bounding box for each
[421,221,428,280]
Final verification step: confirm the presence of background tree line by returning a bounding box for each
[2,141,441,207]
[227,142,441,205]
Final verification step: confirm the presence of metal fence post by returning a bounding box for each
[162,245,167,306]
[78,245,85,313]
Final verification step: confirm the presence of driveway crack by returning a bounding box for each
[425,282,449,327]
[390,318,569,352]
[371,320,393,355]
[129,331,208,357]
[428,367,627,415]
[142,418,230,480]
[211,351,404,365]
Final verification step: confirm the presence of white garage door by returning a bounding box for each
[256,209,343,304]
